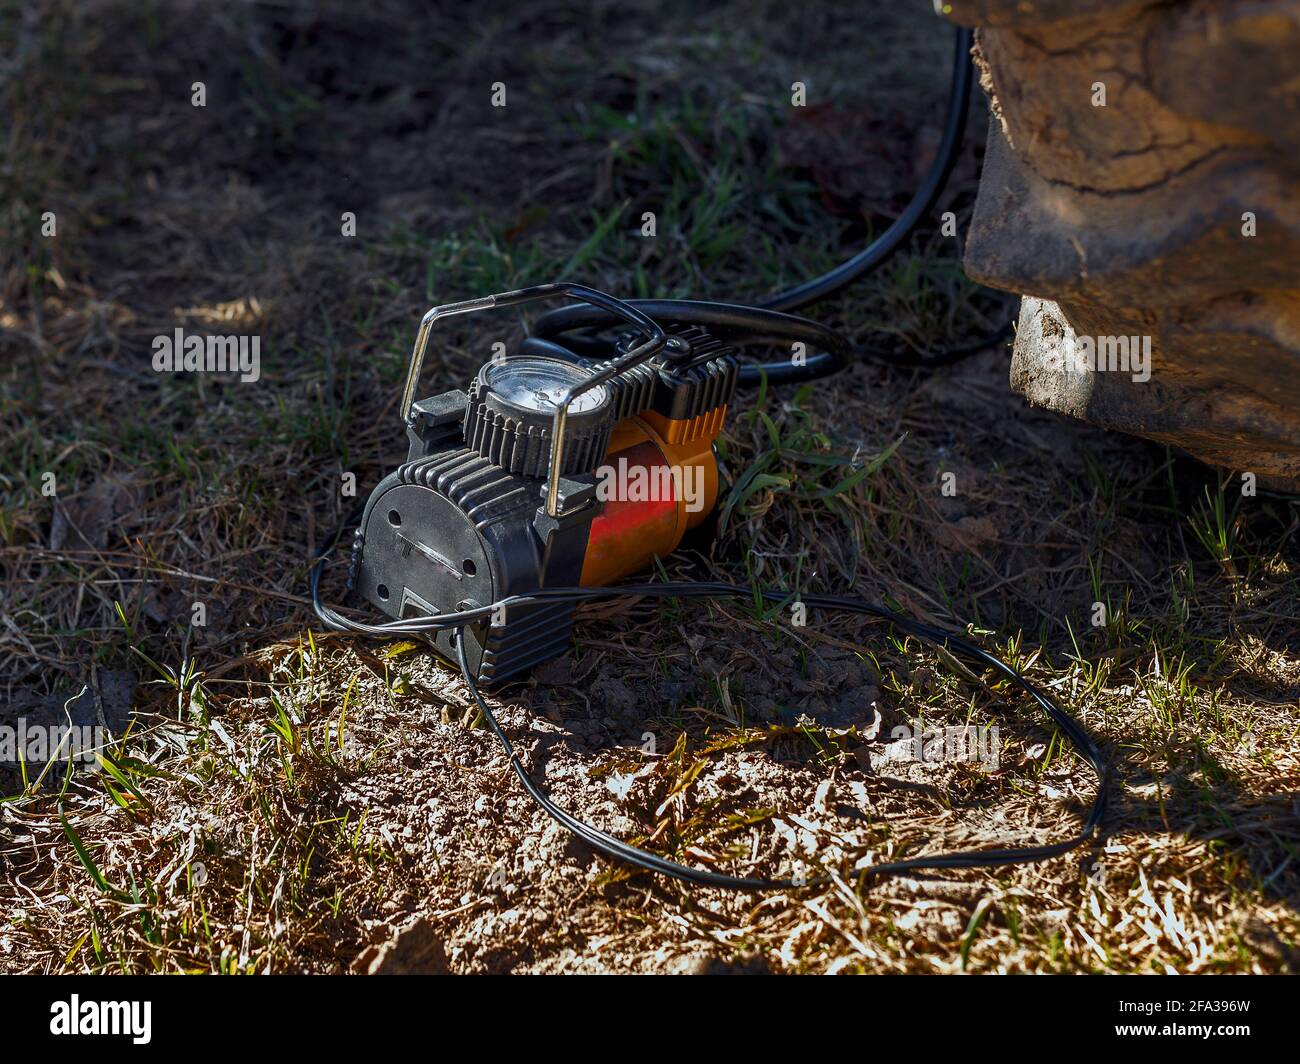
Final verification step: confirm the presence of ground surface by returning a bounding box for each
[1,0,1297,974]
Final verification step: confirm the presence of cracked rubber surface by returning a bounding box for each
[943,0,1300,488]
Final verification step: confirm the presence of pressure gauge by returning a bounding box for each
[464,356,614,477]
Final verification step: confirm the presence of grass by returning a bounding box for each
[0,0,1297,974]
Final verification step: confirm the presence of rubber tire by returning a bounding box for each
[943,0,1300,489]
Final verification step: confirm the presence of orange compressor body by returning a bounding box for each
[580,407,725,586]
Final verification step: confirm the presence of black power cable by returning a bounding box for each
[309,528,1110,891]
[531,297,851,387]
[530,26,1002,386]
[761,26,974,315]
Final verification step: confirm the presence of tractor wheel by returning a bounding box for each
[942,0,1300,489]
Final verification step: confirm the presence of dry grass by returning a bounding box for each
[1,0,1297,973]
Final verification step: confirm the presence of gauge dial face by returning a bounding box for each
[484,357,607,414]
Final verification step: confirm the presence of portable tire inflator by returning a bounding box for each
[310,28,1109,892]
[348,284,848,684]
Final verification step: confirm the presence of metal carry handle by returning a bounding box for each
[402,282,669,519]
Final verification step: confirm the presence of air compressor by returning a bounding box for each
[345,282,842,684]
